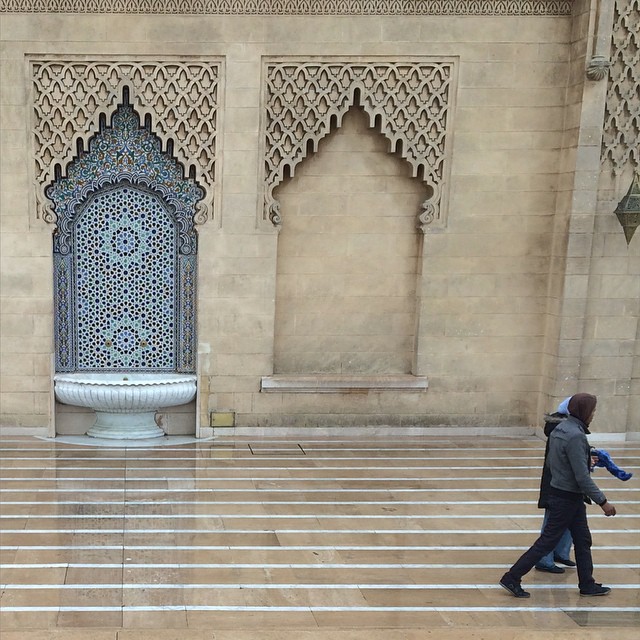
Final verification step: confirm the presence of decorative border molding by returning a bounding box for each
[262,58,456,230]
[30,57,221,224]
[2,1,573,15]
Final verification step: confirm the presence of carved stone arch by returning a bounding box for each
[262,59,457,231]
[30,57,222,224]
[48,92,203,374]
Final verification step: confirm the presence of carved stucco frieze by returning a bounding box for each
[602,0,640,180]
[262,60,456,231]
[30,58,221,225]
[1,1,573,15]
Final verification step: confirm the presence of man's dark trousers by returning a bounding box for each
[503,492,596,590]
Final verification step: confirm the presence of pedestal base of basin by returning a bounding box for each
[86,411,165,440]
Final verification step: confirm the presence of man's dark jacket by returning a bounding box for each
[547,415,607,506]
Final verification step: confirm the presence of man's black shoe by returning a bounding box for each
[579,583,611,597]
[554,556,576,567]
[499,576,530,598]
[535,564,565,574]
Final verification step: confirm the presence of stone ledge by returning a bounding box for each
[260,374,428,394]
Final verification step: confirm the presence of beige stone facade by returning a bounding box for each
[0,0,638,438]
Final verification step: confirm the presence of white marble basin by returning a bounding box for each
[54,372,197,439]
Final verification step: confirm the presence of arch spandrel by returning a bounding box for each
[262,60,457,231]
[30,58,221,225]
[46,94,204,257]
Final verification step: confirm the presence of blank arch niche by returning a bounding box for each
[262,60,456,379]
[274,106,423,375]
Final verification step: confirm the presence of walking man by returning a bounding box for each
[534,397,574,574]
[500,393,617,598]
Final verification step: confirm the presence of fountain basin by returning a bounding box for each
[54,372,197,439]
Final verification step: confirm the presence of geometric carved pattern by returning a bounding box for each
[30,58,221,224]
[1,1,573,15]
[602,0,640,179]
[74,185,177,371]
[49,98,203,373]
[263,60,455,230]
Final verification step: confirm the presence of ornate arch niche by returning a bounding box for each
[30,57,221,224]
[262,59,457,231]
[47,89,204,374]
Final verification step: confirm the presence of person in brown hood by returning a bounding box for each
[499,393,617,598]
[534,396,575,574]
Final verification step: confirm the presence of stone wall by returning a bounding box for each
[0,0,638,437]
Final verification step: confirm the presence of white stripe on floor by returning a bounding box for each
[1,605,638,613]
[3,545,638,550]
[2,583,638,590]
[2,563,637,569]
[1,528,635,535]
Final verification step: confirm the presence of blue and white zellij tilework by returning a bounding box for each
[48,90,203,373]
[75,184,176,370]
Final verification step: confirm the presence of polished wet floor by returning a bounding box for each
[0,435,638,639]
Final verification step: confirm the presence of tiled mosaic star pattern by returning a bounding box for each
[49,97,202,373]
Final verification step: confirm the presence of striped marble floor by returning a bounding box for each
[0,435,638,640]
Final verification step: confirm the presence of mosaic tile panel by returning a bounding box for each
[74,184,177,370]
[48,94,203,373]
